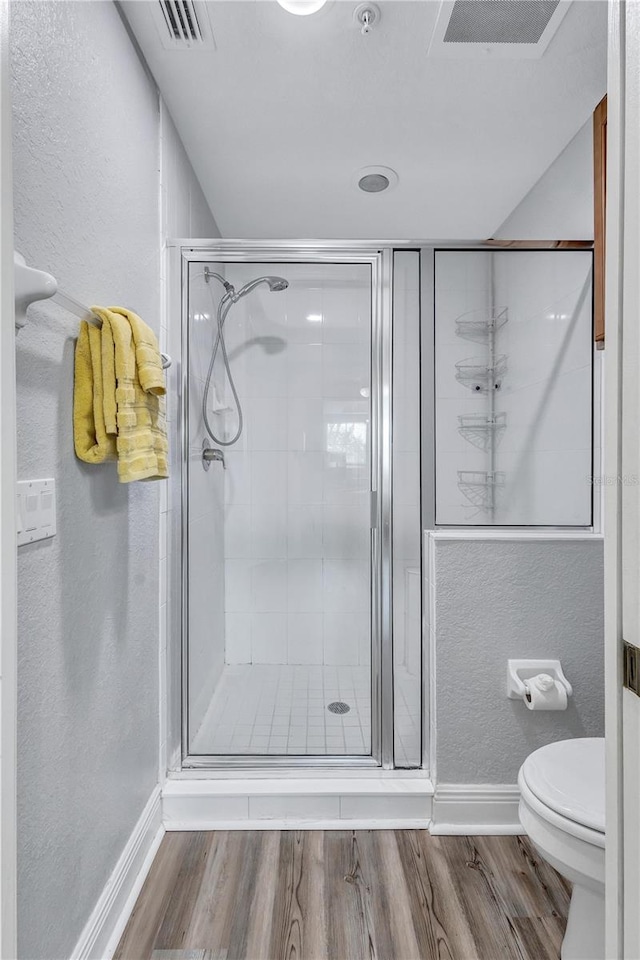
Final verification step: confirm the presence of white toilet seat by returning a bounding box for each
[520,738,605,835]
[519,772,605,850]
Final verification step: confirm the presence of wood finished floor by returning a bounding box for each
[115,831,570,960]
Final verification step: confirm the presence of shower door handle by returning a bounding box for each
[370,490,378,529]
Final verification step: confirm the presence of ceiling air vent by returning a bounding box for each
[428,0,572,60]
[151,0,216,51]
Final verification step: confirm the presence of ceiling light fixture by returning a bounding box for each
[276,0,327,15]
[306,313,323,323]
[359,174,389,193]
[354,165,399,194]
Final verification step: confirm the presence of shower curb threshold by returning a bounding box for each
[162,775,434,830]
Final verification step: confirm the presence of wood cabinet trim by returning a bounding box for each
[594,94,607,345]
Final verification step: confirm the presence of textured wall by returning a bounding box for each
[431,537,604,784]
[160,103,221,241]
[12,4,160,958]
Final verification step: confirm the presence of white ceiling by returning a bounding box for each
[122,0,607,239]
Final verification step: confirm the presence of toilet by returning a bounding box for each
[518,738,605,960]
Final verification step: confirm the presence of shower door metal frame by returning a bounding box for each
[174,241,395,769]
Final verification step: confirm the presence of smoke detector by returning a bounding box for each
[151,0,215,50]
[428,0,571,60]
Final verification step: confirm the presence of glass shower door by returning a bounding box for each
[184,258,376,760]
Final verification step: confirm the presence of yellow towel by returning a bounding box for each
[94,307,137,433]
[73,320,117,464]
[100,312,118,435]
[112,307,166,397]
[92,306,169,483]
[73,307,168,482]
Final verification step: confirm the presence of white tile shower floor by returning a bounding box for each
[190,664,421,765]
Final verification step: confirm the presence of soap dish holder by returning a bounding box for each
[507,659,573,701]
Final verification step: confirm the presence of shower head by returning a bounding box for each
[267,277,289,292]
[233,275,289,301]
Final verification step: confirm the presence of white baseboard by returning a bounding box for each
[162,776,434,830]
[165,818,431,830]
[430,783,524,835]
[71,786,165,960]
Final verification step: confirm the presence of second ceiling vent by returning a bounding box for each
[429,0,571,59]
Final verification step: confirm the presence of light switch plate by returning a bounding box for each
[17,478,56,546]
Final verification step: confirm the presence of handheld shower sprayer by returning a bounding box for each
[202,269,289,446]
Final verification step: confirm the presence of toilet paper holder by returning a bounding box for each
[507,659,573,706]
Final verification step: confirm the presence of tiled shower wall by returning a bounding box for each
[191,262,373,669]
[434,252,492,524]
[493,251,593,525]
[434,250,593,525]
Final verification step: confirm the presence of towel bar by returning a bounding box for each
[54,291,172,369]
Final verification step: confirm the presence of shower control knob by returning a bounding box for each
[202,442,225,471]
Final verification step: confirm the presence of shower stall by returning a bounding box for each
[171,243,423,770]
[168,242,594,772]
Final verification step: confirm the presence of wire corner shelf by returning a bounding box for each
[454,307,509,343]
[458,412,507,450]
[455,354,507,393]
[457,470,506,510]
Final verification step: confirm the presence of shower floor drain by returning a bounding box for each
[327,701,351,715]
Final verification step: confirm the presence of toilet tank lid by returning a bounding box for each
[521,738,605,834]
